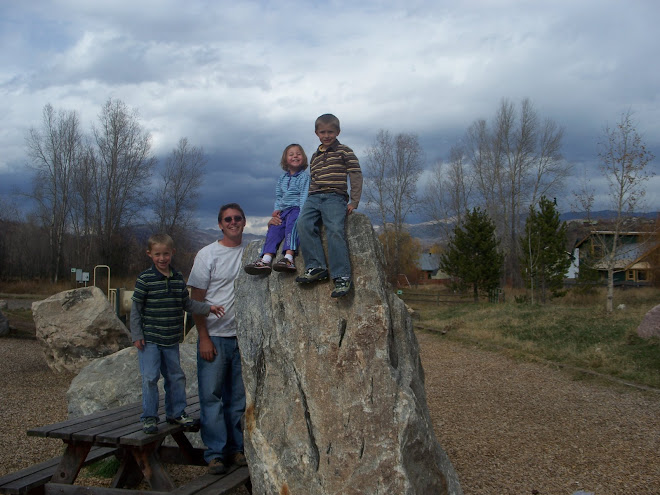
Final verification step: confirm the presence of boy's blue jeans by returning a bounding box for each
[138,342,187,421]
[197,336,245,463]
[297,193,351,279]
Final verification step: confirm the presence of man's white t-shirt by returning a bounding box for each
[188,240,246,337]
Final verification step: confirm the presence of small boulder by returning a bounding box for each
[637,303,660,339]
[32,287,132,373]
[67,328,200,417]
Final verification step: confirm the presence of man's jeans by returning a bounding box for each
[297,193,351,279]
[138,342,187,420]
[197,336,245,463]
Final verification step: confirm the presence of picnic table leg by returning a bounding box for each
[50,442,90,484]
[129,442,176,491]
[170,431,204,465]
[111,449,144,489]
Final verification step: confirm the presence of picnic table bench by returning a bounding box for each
[0,395,251,495]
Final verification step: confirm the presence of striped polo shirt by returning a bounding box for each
[309,139,363,207]
[132,265,189,346]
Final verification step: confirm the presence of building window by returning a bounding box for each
[638,271,647,281]
[627,270,635,280]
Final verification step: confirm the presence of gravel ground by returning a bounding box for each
[1,325,659,494]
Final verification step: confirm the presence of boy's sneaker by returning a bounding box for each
[244,259,272,275]
[208,458,228,475]
[295,267,329,284]
[142,417,158,434]
[272,258,296,273]
[167,412,196,427]
[331,278,353,298]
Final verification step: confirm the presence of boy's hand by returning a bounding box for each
[347,204,356,215]
[133,339,145,351]
[199,335,218,362]
[209,305,225,318]
[272,210,281,217]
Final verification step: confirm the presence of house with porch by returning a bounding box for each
[573,231,658,286]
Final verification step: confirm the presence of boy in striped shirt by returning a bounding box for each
[131,234,224,434]
[295,113,363,297]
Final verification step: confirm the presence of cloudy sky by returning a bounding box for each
[1,0,658,234]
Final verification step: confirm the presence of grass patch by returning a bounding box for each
[409,287,660,389]
[81,457,120,478]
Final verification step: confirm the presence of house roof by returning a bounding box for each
[417,252,441,271]
[591,240,660,271]
[574,230,651,249]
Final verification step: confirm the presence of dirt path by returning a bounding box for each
[417,331,660,494]
[1,330,659,494]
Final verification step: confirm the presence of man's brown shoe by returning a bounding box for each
[230,452,248,466]
[208,458,228,475]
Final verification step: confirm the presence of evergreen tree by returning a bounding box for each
[520,196,571,302]
[440,207,503,302]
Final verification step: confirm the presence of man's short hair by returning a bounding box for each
[218,203,246,223]
[315,114,340,133]
[147,233,174,251]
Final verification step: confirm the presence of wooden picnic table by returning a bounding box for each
[1,395,250,495]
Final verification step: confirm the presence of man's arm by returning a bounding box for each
[190,287,217,361]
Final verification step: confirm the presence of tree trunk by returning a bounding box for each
[606,268,614,313]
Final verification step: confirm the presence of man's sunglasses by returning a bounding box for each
[223,215,244,223]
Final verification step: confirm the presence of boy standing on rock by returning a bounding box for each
[295,113,363,298]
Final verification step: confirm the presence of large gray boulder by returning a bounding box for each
[235,213,462,495]
[637,303,660,339]
[32,287,132,373]
[67,329,200,418]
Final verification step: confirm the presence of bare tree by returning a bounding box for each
[91,98,156,270]
[69,143,97,269]
[364,130,424,281]
[423,144,474,240]
[447,98,568,287]
[579,111,655,312]
[25,104,84,282]
[153,138,206,239]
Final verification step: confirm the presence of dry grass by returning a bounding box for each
[407,286,660,389]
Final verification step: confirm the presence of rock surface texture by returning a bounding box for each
[235,213,462,495]
[67,329,200,418]
[32,287,132,373]
[637,303,660,339]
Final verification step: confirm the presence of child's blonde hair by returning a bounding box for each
[280,144,309,172]
[147,233,174,251]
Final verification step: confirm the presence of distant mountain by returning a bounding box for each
[189,228,264,251]
[131,225,264,253]
[377,210,659,245]
[559,210,659,222]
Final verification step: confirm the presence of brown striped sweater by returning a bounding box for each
[309,139,363,208]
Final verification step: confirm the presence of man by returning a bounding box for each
[188,203,248,475]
